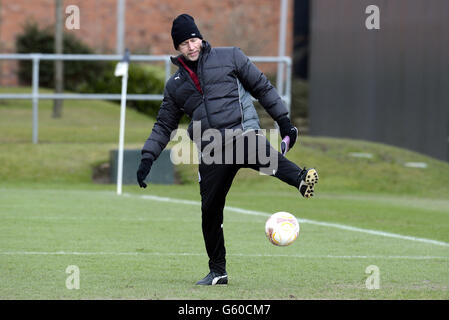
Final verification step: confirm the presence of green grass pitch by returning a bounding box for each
[0,87,448,299]
[0,184,448,299]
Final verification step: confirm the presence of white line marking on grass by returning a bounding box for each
[0,251,447,260]
[131,193,449,248]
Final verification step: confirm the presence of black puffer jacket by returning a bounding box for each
[141,41,288,162]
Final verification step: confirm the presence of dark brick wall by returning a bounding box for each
[0,0,294,85]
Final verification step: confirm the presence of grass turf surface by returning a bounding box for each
[0,186,448,299]
[0,87,448,299]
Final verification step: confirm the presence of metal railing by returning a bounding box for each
[0,53,292,143]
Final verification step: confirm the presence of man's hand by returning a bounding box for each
[277,116,298,150]
[137,159,153,188]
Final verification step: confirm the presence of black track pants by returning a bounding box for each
[198,132,303,274]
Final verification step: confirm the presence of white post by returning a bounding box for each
[276,0,288,114]
[32,55,40,144]
[116,0,126,55]
[116,71,128,195]
[115,49,130,195]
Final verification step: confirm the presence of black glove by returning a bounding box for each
[277,116,298,149]
[137,159,153,188]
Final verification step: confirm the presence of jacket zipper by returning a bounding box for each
[178,56,213,128]
[236,78,245,131]
[196,55,213,128]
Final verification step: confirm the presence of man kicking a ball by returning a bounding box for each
[137,14,318,285]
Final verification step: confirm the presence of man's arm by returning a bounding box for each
[137,86,183,188]
[233,47,298,149]
[233,47,288,122]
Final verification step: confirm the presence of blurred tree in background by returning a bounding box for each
[16,22,106,91]
[15,22,166,119]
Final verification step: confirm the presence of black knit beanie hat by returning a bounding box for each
[171,14,203,50]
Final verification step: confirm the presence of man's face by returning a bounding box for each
[178,38,202,61]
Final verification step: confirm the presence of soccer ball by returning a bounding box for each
[265,211,300,246]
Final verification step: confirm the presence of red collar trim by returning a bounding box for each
[177,57,203,95]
